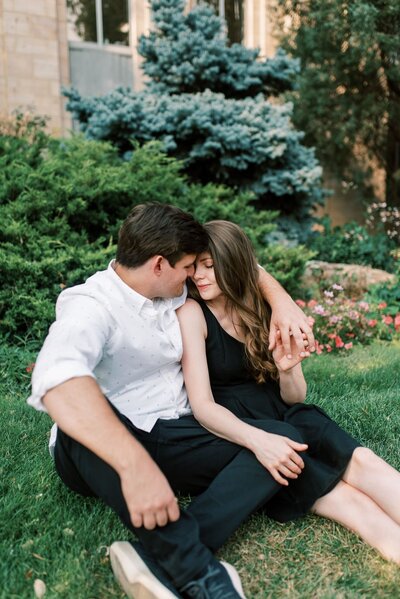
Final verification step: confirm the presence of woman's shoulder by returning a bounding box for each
[177,298,207,337]
[177,298,205,320]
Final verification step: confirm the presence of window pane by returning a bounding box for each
[66,0,97,43]
[224,0,243,44]
[203,0,243,44]
[102,0,129,46]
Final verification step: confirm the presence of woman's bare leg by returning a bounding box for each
[343,447,400,524]
[312,480,400,563]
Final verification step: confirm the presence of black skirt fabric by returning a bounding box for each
[198,300,360,522]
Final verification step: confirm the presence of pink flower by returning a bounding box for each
[315,341,323,355]
[324,290,334,298]
[329,315,342,324]
[25,363,35,373]
[367,319,378,327]
[332,284,343,291]
[307,299,318,308]
[344,342,353,350]
[378,302,387,309]
[348,310,360,320]
[325,344,333,353]
[395,314,400,331]
[295,299,306,308]
[313,304,326,315]
[383,315,393,325]
[335,336,344,348]
[358,301,369,312]
[328,333,336,339]
[346,332,355,338]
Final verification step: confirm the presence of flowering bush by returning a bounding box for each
[366,201,400,243]
[296,284,400,354]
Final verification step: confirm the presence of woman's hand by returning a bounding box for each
[249,429,308,486]
[272,330,310,372]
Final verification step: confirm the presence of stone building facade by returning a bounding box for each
[0,0,71,134]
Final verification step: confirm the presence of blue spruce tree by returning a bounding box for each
[65,0,325,237]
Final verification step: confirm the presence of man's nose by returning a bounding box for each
[187,265,195,278]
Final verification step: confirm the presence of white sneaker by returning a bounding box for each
[220,561,246,599]
[109,541,179,599]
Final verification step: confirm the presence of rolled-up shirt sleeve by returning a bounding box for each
[27,294,111,413]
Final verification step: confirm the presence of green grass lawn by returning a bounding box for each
[2,340,400,598]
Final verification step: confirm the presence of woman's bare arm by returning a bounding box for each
[177,300,308,485]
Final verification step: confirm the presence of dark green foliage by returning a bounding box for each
[309,220,396,271]
[1,121,311,343]
[139,0,299,97]
[276,0,400,203]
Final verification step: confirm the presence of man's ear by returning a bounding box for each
[152,255,164,277]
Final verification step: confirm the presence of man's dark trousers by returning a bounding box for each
[54,409,303,588]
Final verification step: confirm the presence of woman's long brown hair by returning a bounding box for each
[189,220,278,382]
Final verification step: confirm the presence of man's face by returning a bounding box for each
[159,254,197,298]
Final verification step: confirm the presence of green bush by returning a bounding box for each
[1,123,311,343]
[309,219,396,271]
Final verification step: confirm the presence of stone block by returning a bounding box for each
[15,37,58,56]
[33,57,59,80]
[3,13,31,35]
[2,0,16,11]
[12,0,56,19]
[28,15,58,37]
[302,260,396,298]
[7,54,34,78]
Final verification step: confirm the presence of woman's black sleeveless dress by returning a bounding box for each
[198,300,360,522]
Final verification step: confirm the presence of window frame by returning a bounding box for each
[67,0,132,48]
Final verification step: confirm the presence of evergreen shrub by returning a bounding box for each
[1,123,312,343]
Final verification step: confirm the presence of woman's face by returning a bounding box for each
[192,252,223,301]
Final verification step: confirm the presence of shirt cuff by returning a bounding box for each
[27,362,96,413]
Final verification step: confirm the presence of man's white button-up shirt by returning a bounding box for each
[28,261,192,452]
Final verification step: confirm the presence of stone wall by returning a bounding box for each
[0,0,71,135]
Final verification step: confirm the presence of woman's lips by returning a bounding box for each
[197,284,210,291]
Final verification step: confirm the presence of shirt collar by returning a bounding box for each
[107,260,156,315]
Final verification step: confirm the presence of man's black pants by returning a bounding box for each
[54,409,303,588]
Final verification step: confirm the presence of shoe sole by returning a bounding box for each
[110,541,178,599]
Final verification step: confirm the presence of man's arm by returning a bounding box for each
[43,376,180,530]
[258,268,315,358]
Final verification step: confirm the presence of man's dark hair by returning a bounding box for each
[116,203,208,267]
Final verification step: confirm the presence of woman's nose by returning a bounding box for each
[193,267,203,280]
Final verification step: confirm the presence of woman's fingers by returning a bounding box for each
[271,469,289,486]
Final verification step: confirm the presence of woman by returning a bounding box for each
[177,220,400,563]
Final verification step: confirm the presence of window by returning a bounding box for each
[205,0,244,44]
[67,0,130,46]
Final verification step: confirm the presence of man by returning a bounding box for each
[28,203,314,598]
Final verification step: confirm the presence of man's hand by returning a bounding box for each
[119,452,180,530]
[257,267,314,358]
[43,377,180,531]
[249,429,308,486]
[268,299,315,359]
[272,330,310,372]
